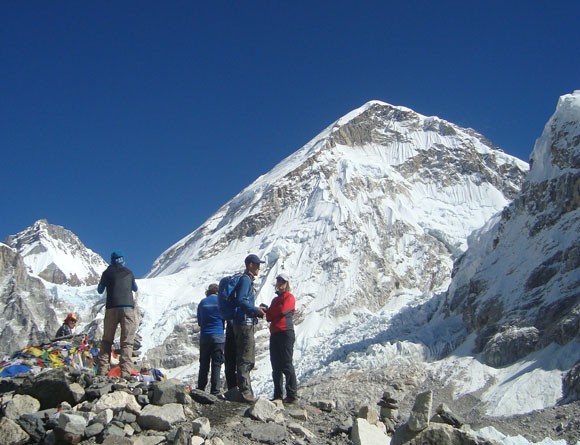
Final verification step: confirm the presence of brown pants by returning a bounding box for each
[96,307,137,377]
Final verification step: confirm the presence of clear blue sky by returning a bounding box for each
[2,1,579,277]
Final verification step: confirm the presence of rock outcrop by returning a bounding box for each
[0,244,60,354]
[446,91,580,369]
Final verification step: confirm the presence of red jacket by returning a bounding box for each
[266,291,295,334]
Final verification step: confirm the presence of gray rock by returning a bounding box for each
[150,378,189,405]
[101,422,127,441]
[351,417,390,445]
[84,421,105,438]
[0,417,30,445]
[57,412,88,435]
[245,422,287,443]
[115,410,137,424]
[312,399,336,412]
[131,436,166,445]
[357,405,379,425]
[562,361,580,403]
[191,416,211,438]
[85,383,114,400]
[17,368,78,409]
[246,398,283,423]
[407,390,432,432]
[288,422,316,439]
[1,394,40,419]
[15,413,45,443]
[93,391,142,414]
[169,426,191,445]
[137,403,186,431]
[189,388,218,404]
[399,422,497,445]
[436,403,464,428]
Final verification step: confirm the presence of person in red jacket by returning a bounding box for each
[265,273,298,403]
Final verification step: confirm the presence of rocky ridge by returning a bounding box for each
[0,244,60,355]
[445,91,579,369]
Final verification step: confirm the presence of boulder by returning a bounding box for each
[246,397,283,423]
[351,417,390,445]
[93,391,142,414]
[150,378,189,405]
[1,394,40,419]
[191,417,211,438]
[407,390,432,432]
[0,417,30,445]
[137,403,186,431]
[17,368,78,409]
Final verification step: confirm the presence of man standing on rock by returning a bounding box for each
[96,250,138,378]
[232,254,267,403]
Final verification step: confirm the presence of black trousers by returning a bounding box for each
[197,338,225,395]
[224,322,237,390]
[233,324,256,398]
[269,330,297,399]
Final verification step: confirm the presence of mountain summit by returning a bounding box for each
[147,100,527,302]
[4,219,107,286]
[137,100,528,371]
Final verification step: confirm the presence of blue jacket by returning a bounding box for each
[197,294,225,341]
[233,273,260,326]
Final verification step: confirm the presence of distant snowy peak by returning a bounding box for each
[4,219,108,286]
[528,90,580,183]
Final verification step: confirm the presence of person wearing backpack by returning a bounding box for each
[266,273,298,403]
[232,254,267,403]
[197,283,225,395]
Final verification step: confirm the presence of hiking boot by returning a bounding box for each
[283,396,297,404]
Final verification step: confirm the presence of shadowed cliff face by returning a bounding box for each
[0,244,61,353]
[447,92,580,368]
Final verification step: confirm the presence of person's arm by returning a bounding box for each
[282,293,296,315]
[197,302,202,327]
[236,276,260,317]
[97,270,107,294]
[132,278,138,292]
[266,297,280,322]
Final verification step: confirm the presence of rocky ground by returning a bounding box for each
[0,364,578,444]
[297,366,580,445]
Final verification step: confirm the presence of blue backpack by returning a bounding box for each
[217,272,244,320]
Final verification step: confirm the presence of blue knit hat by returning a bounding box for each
[110,250,125,265]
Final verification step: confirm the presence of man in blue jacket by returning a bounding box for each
[197,283,225,395]
[96,251,138,378]
[233,254,266,403]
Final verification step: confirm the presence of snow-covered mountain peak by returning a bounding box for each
[139,101,529,376]
[528,90,580,183]
[4,219,108,286]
